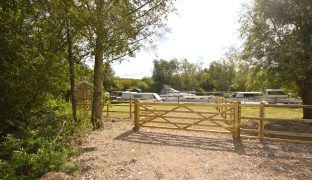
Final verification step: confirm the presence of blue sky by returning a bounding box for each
[112,0,251,79]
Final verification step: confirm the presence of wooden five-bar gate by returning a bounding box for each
[133,100,241,139]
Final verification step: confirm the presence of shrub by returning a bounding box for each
[0,132,79,179]
[0,98,92,179]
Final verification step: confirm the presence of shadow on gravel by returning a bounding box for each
[114,129,312,179]
[114,130,312,162]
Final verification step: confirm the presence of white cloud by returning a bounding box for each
[112,0,250,79]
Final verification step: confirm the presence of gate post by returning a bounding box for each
[233,101,241,139]
[129,98,132,118]
[133,99,140,131]
[258,102,265,139]
[106,103,109,117]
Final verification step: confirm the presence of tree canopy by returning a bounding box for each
[241,0,312,118]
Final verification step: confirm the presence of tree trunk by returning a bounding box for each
[301,81,312,119]
[91,35,104,129]
[66,19,77,122]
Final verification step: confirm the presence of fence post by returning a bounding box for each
[258,102,265,139]
[224,99,228,119]
[221,98,224,113]
[233,101,241,139]
[217,97,220,112]
[133,99,140,131]
[129,99,132,118]
[106,103,109,117]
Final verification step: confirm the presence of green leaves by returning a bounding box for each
[241,0,312,118]
[241,0,312,83]
[0,133,78,179]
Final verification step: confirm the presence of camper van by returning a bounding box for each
[121,91,162,101]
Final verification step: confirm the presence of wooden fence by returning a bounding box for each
[104,98,133,118]
[75,97,134,118]
[134,98,312,144]
[239,103,312,144]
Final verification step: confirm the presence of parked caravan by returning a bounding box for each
[263,89,301,104]
[228,92,262,103]
[179,94,215,103]
[121,91,162,101]
[229,92,262,98]
[159,88,180,100]
[265,89,287,98]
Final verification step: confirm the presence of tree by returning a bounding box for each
[74,0,175,129]
[179,59,200,91]
[152,59,180,92]
[0,0,71,135]
[51,0,81,122]
[241,0,312,118]
[102,63,115,92]
[141,77,154,91]
[205,60,236,91]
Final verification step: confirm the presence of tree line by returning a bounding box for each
[107,49,293,95]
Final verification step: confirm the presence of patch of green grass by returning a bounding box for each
[241,107,302,119]
[103,103,132,118]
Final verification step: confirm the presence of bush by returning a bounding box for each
[0,98,92,179]
[0,133,79,179]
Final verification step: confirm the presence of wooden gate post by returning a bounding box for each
[258,102,265,139]
[233,101,241,139]
[221,98,224,117]
[133,99,140,131]
[106,103,109,117]
[129,99,132,118]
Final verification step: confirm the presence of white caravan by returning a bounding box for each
[121,91,162,101]
[228,92,262,103]
[263,89,301,104]
[179,94,215,103]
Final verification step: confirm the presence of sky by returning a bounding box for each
[112,0,251,79]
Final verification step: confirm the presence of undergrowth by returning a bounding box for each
[0,98,92,179]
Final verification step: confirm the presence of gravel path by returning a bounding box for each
[74,119,312,180]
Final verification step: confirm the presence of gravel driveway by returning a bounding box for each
[74,119,312,180]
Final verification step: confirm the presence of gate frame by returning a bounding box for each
[133,99,241,139]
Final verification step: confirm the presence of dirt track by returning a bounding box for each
[74,119,312,180]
